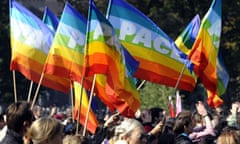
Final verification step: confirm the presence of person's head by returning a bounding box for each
[6,101,34,135]
[150,107,164,126]
[63,135,82,144]
[33,105,43,119]
[162,117,175,134]
[27,117,64,144]
[173,110,194,135]
[111,118,147,144]
[217,126,240,144]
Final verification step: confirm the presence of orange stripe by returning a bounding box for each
[136,56,196,82]
[45,54,84,83]
[11,60,70,93]
[73,108,98,134]
[87,49,140,115]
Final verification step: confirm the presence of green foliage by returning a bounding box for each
[139,82,175,110]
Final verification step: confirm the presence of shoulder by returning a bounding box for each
[175,134,193,144]
[0,130,23,144]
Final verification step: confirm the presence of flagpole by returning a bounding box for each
[106,0,113,18]
[31,72,44,109]
[83,74,96,136]
[75,78,85,135]
[27,81,34,102]
[137,80,146,90]
[174,61,187,91]
[170,60,187,116]
[70,83,75,123]
[12,70,17,102]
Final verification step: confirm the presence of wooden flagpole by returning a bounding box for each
[82,74,96,136]
[70,83,75,123]
[12,70,17,102]
[27,81,34,102]
[75,78,84,135]
[31,72,44,109]
[137,80,146,90]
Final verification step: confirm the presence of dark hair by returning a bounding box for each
[6,101,34,133]
[173,111,192,134]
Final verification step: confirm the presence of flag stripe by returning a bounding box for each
[44,2,86,83]
[86,1,140,117]
[108,0,196,91]
[189,0,222,108]
[74,82,98,134]
[10,0,70,93]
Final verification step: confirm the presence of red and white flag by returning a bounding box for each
[175,90,182,116]
[168,96,175,118]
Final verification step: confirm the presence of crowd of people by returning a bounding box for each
[0,100,239,144]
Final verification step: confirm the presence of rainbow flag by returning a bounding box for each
[175,15,200,55]
[85,0,140,117]
[44,2,86,83]
[175,11,229,108]
[73,82,98,134]
[9,0,70,93]
[42,6,59,32]
[216,50,229,97]
[107,0,196,91]
[188,0,223,108]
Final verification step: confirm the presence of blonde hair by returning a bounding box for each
[63,135,82,144]
[217,127,240,144]
[112,118,144,141]
[26,117,63,144]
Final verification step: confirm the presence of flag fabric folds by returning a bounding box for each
[107,0,196,91]
[188,0,223,108]
[85,0,140,117]
[175,10,229,108]
[10,0,70,93]
[44,2,86,83]
[42,6,59,32]
[216,50,229,96]
[175,14,201,55]
[73,82,98,134]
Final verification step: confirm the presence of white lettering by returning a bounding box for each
[132,28,151,47]
[119,21,136,40]
[153,37,171,54]
[93,22,112,40]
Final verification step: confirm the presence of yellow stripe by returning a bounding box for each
[121,42,189,72]
[49,43,84,65]
[175,37,191,54]
[11,38,47,64]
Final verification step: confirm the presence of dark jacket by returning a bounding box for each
[0,129,23,144]
[175,133,193,144]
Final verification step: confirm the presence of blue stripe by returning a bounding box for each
[61,2,87,33]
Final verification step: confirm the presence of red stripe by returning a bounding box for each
[135,68,195,91]
[11,61,70,93]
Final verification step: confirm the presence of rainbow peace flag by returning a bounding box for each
[107,0,196,91]
[9,0,70,93]
[44,2,86,83]
[42,6,59,32]
[73,82,98,134]
[175,11,229,107]
[188,0,223,108]
[85,0,140,117]
[175,15,200,55]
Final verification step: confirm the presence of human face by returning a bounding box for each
[127,127,147,144]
